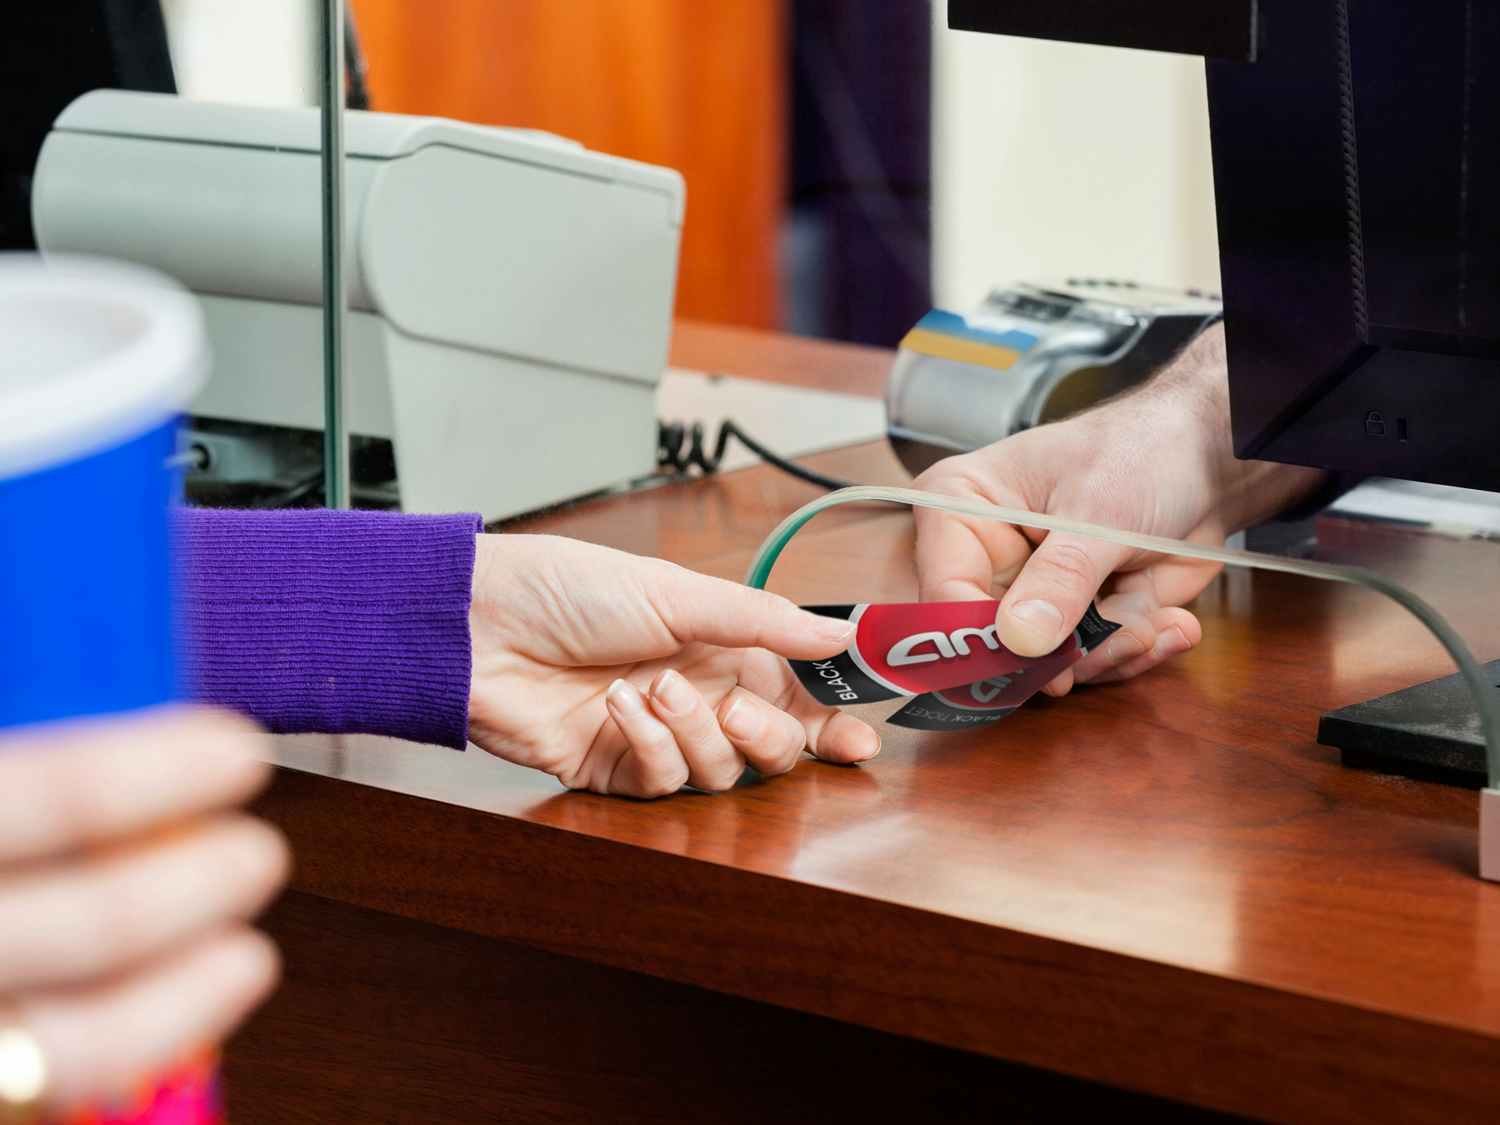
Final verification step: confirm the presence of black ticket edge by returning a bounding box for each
[1078,603,1121,652]
[790,605,902,706]
[887,693,1019,731]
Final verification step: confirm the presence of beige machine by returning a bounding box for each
[33,90,685,520]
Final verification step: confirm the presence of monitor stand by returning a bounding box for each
[1320,659,1500,788]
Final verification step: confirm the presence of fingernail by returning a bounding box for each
[1003,599,1064,655]
[607,678,645,715]
[814,617,857,647]
[1105,632,1147,666]
[651,669,695,716]
[824,713,880,761]
[1152,626,1192,659]
[721,696,765,741]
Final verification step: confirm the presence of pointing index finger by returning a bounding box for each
[654,567,856,660]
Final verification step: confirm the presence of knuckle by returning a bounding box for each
[228,753,274,797]
[913,454,977,493]
[527,741,578,781]
[184,704,264,744]
[1034,540,1098,591]
[1103,630,1150,667]
[912,472,960,500]
[695,764,744,793]
[231,928,283,1000]
[200,818,284,908]
[64,873,146,975]
[752,588,795,620]
[642,730,680,758]
[760,726,808,777]
[762,750,802,778]
[648,558,697,600]
[641,767,689,799]
[40,767,115,857]
[662,697,712,734]
[767,677,802,716]
[910,465,944,490]
[237,820,293,897]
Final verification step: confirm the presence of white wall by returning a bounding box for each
[159,0,318,106]
[931,1,1221,309]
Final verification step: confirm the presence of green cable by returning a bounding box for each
[745,485,1500,790]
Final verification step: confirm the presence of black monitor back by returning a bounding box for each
[952,0,1500,492]
[1209,0,1500,490]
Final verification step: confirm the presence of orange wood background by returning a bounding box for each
[349,0,786,329]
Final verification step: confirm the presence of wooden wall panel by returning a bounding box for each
[350,0,786,328]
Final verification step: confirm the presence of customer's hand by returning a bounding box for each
[467,535,881,797]
[912,324,1326,694]
[0,708,288,1115]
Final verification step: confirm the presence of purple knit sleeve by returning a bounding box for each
[176,508,482,749]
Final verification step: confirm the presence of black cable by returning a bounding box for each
[657,419,854,491]
[250,469,325,509]
[245,420,851,509]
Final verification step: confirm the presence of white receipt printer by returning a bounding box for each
[32,90,684,519]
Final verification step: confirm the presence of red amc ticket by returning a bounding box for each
[790,600,1118,731]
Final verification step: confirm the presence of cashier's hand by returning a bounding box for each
[912,323,1327,694]
[466,535,881,797]
[0,708,287,1116]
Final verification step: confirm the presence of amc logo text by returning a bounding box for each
[886,625,1003,668]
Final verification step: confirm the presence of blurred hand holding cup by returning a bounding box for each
[0,254,280,1122]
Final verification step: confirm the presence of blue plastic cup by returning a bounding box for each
[0,254,207,731]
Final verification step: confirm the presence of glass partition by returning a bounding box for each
[314,0,348,509]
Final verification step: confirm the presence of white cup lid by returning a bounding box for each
[0,254,208,480]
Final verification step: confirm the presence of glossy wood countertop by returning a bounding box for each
[255,322,1500,1123]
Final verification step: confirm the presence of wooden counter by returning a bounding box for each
[226,322,1500,1123]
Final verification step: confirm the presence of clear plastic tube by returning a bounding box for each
[746,485,1500,789]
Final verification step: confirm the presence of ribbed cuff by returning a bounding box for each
[177,508,481,748]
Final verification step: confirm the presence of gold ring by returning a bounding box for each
[0,1008,47,1125]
